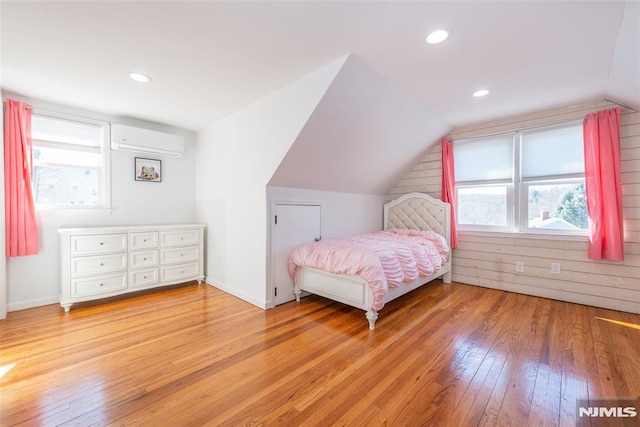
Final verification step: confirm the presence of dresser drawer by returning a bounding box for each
[161,262,200,282]
[160,229,201,247]
[129,250,159,269]
[70,234,127,256]
[129,232,159,250]
[71,272,127,297]
[59,224,204,312]
[129,268,159,288]
[160,246,200,264]
[71,253,127,278]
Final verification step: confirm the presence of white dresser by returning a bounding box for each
[58,224,205,312]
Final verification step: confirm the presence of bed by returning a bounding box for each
[290,192,452,330]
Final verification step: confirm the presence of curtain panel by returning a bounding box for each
[583,107,624,261]
[441,137,458,248]
[4,99,39,256]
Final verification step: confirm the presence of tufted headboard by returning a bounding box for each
[383,193,451,245]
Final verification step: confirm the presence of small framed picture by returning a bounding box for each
[135,157,162,182]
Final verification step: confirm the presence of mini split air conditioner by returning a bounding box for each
[111,124,184,158]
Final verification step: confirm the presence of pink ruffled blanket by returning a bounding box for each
[288,229,449,311]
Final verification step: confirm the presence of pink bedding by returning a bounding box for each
[288,229,449,311]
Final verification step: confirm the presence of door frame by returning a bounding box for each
[267,198,324,309]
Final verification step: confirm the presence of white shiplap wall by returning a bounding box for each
[388,100,640,314]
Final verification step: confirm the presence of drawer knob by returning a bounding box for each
[180,254,184,257]
[100,242,104,245]
[100,263,104,266]
[100,283,104,286]
[181,237,184,240]
[143,257,147,260]
[143,275,147,279]
[143,239,147,242]
[181,270,184,273]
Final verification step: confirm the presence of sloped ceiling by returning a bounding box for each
[268,55,450,194]
[1,1,638,197]
[606,1,640,110]
[1,1,637,132]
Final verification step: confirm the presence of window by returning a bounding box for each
[31,112,110,210]
[454,122,587,235]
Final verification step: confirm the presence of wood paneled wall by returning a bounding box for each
[388,100,640,314]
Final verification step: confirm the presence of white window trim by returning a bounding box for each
[458,229,588,242]
[31,109,112,213]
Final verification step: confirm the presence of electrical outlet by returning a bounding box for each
[551,263,561,274]
[515,261,524,273]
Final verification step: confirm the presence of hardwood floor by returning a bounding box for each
[1,281,639,426]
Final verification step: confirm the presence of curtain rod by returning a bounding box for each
[451,117,584,143]
[447,97,624,141]
[602,97,635,112]
[2,98,33,110]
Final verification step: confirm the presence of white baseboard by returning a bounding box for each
[453,275,640,314]
[205,280,267,310]
[9,296,59,312]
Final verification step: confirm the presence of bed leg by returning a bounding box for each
[365,310,378,330]
[443,270,452,284]
[294,287,301,302]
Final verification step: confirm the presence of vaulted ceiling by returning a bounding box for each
[2,1,638,133]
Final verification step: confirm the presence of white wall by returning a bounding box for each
[268,187,386,238]
[3,98,198,312]
[0,99,6,318]
[269,55,451,195]
[196,54,450,309]
[195,57,347,308]
[265,186,386,307]
[389,99,640,314]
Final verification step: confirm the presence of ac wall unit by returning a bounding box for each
[111,124,184,158]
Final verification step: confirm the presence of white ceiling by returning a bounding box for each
[1,1,638,133]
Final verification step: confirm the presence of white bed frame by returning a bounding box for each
[294,193,452,330]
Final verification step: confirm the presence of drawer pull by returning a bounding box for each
[62,228,202,309]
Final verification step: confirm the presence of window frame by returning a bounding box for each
[519,175,587,236]
[453,120,587,237]
[455,181,514,232]
[31,110,111,212]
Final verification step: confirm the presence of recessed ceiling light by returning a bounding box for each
[473,89,490,97]
[129,72,152,83]
[425,29,449,45]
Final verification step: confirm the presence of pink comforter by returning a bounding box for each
[288,229,449,311]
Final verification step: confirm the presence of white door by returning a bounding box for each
[272,203,322,306]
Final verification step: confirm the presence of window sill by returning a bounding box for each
[36,208,113,217]
[457,229,588,242]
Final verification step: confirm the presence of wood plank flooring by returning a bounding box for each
[1,281,639,426]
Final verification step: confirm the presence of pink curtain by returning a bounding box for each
[441,137,458,248]
[4,99,39,256]
[583,107,623,261]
